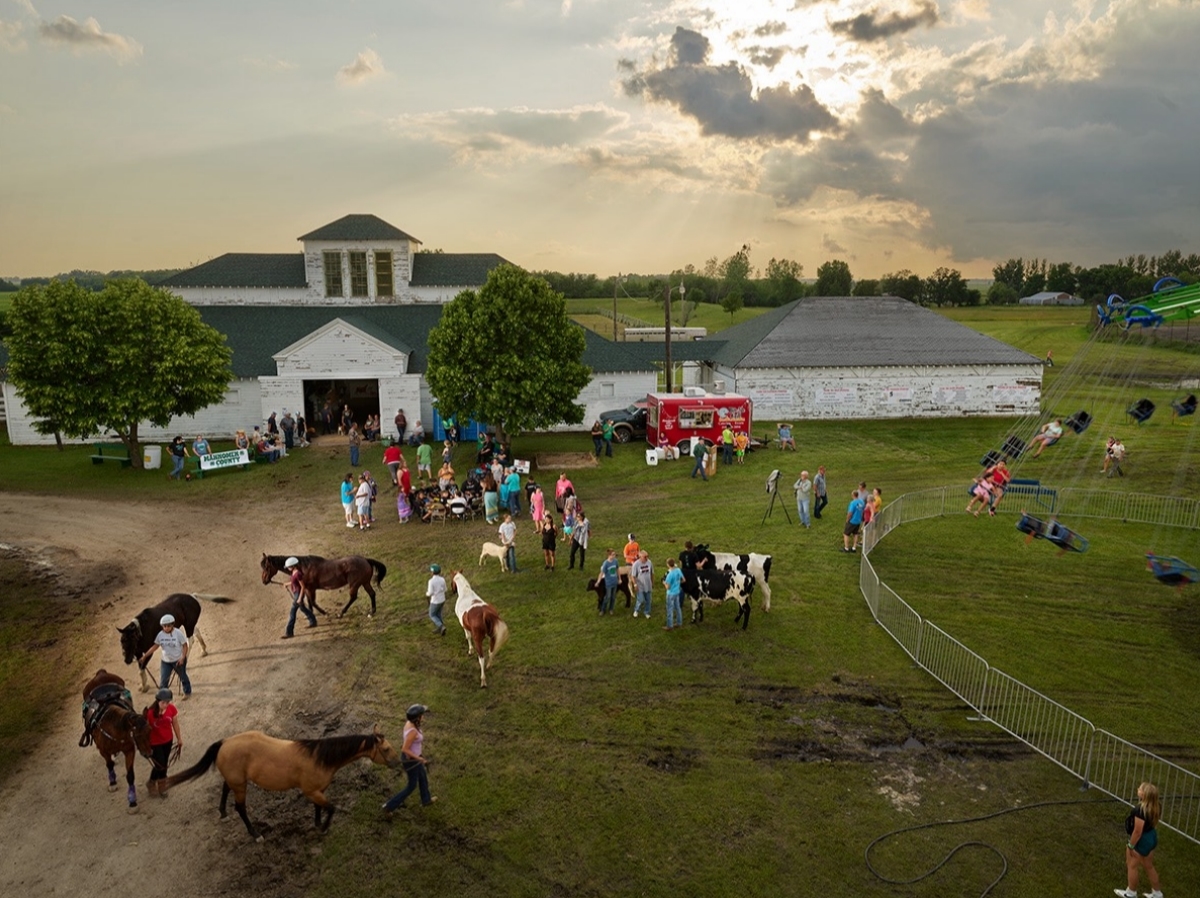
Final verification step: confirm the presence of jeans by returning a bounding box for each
[286,600,317,636]
[384,759,432,810]
[569,541,585,569]
[691,456,707,480]
[593,435,603,457]
[397,427,406,444]
[604,438,613,457]
[635,588,651,617]
[169,454,185,479]
[814,493,828,519]
[602,583,617,614]
[797,497,811,527]
[349,445,360,466]
[666,593,682,628]
[722,443,733,464]
[160,658,191,696]
[505,545,518,573]
[508,492,520,516]
[283,429,294,449]
[429,601,445,632]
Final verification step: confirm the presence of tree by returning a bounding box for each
[986,282,1019,305]
[1045,262,1076,294]
[6,279,233,468]
[992,258,1026,294]
[721,288,744,319]
[923,267,971,307]
[851,279,880,297]
[425,265,590,443]
[814,259,853,295]
[764,257,805,305]
[880,269,922,303]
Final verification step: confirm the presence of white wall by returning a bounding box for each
[719,364,1043,420]
[555,370,657,431]
[175,286,316,305]
[274,324,408,377]
[2,379,265,445]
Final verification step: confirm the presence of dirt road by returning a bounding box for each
[0,494,369,898]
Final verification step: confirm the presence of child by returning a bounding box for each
[426,565,447,636]
[145,687,181,796]
[735,431,750,464]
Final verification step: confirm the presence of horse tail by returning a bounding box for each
[490,617,510,658]
[162,739,223,791]
[370,559,387,585]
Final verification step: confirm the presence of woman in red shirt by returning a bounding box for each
[145,687,181,796]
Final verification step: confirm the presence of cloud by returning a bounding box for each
[621,26,838,143]
[0,18,24,51]
[830,1,939,43]
[754,21,788,37]
[336,48,385,85]
[389,104,628,154]
[244,56,298,72]
[822,233,848,254]
[37,14,142,62]
[747,45,786,68]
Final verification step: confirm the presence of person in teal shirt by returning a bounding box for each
[598,549,620,615]
[663,558,684,630]
[601,420,614,457]
[340,474,356,528]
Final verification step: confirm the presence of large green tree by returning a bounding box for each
[880,269,922,303]
[425,265,590,443]
[765,257,805,305]
[6,278,232,467]
[814,259,853,295]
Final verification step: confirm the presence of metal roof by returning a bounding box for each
[410,253,513,287]
[298,214,421,243]
[157,253,307,289]
[707,296,1041,368]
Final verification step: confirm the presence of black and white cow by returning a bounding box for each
[680,569,755,629]
[694,548,772,612]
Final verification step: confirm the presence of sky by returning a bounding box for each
[2,0,1199,280]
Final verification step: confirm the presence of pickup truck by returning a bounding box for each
[598,401,648,443]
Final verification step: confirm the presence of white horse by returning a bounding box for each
[451,572,510,688]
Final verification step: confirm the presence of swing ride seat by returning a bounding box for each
[1127,399,1156,425]
[1171,395,1197,422]
[1002,435,1026,458]
[979,449,1002,467]
[1004,479,1058,512]
[1044,520,1088,553]
[1015,513,1048,539]
[1146,553,1198,587]
[1065,411,1092,434]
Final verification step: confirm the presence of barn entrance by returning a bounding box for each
[304,378,380,435]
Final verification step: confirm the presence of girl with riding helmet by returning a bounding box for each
[282,556,317,638]
[140,613,191,698]
[382,704,436,815]
[145,687,181,796]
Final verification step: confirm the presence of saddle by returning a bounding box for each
[79,683,134,748]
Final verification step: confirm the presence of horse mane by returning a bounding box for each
[296,733,378,768]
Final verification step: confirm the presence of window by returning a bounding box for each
[349,252,369,297]
[677,407,714,429]
[600,382,615,398]
[323,252,343,298]
[374,252,394,296]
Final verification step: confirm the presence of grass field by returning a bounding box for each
[3,304,1200,895]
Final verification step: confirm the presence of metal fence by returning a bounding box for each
[861,485,1200,844]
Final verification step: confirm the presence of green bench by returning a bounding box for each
[91,442,132,467]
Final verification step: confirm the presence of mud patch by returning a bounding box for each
[535,452,599,470]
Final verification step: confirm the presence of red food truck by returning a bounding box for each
[646,389,754,453]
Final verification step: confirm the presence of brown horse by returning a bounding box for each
[261,553,387,617]
[450,572,510,688]
[162,727,400,841]
[79,670,160,811]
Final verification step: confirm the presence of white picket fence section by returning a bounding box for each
[860,485,1200,844]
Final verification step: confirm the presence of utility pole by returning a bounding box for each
[664,281,672,393]
[613,273,621,342]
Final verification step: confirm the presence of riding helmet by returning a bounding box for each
[156,688,173,702]
[406,703,429,721]
[160,614,176,626]
[429,564,441,574]
[285,556,300,569]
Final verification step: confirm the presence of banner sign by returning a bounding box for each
[199,449,250,471]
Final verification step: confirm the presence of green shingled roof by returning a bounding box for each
[411,253,514,287]
[157,254,307,289]
[298,214,420,243]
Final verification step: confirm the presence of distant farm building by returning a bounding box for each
[1019,291,1083,306]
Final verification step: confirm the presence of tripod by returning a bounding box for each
[761,484,793,525]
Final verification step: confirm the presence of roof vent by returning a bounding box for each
[682,386,706,398]
[711,380,726,394]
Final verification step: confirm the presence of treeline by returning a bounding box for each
[2,269,185,292]
[537,246,1200,309]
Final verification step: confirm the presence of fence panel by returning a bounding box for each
[859,554,882,619]
[981,669,1095,780]
[917,622,989,712]
[872,581,923,663]
[1088,730,1200,844]
[1058,489,1200,528]
[895,487,946,525]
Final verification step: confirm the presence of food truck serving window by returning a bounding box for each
[678,407,714,429]
[648,404,659,428]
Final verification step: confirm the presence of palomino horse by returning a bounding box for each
[450,572,510,688]
[117,593,210,693]
[261,553,387,617]
[162,727,400,841]
[79,670,160,811]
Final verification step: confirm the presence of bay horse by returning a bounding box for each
[261,553,387,618]
[117,593,209,693]
[79,669,160,811]
[162,727,400,841]
[450,572,510,688]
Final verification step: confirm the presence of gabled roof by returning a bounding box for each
[706,296,1041,368]
[410,253,514,287]
[157,253,307,289]
[298,214,420,243]
[191,306,644,378]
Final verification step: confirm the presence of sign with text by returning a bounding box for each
[883,387,913,404]
[198,449,250,471]
[814,386,857,406]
